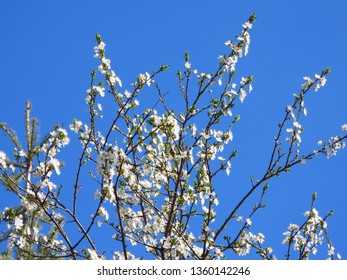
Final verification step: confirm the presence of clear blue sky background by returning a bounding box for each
[0,1,346,259]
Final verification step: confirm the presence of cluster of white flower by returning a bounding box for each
[75,85,236,258]
[35,127,69,177]
[96,145,128,180]
[286,104,303,145]
[0,150,7,169]
[87,85,105,98]
[282,208,338,259]
[161,232,198,259]
[234,230,268,257]
[86,249,104,260]
[1,201,67,257]
[301,76,314,91]
[302,72,327,92]
[112,251,138,260]
[222,15,255,71]
[313,73,327,92]
[318,135,346,159]
[137,72,154,87]
[224,18,252,58]
[239,76,253,103]
[75,19,259,259]
[69,119,83,133]
[285,71,331,148]
[94,37,122,88]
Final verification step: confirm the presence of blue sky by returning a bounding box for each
[0,1,346,259]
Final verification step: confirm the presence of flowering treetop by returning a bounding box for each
[0,14,346,260]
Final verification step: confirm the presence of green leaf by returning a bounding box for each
[249,13,257,22]
[184,51,189,61]
[160,64,169,71]
[95,33,102,44]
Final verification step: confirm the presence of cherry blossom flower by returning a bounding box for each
[0,150,7,169]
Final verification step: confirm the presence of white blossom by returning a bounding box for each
[314,74,327,92]
[49,158,61,175]
[98,207,109,221]
[14,215,23,230]
[87,85,105,97]
[138,72,154,87]
[239,88,247,103]
[69,119,83,133]
[87,249,101,260]
[0,150,7,169]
